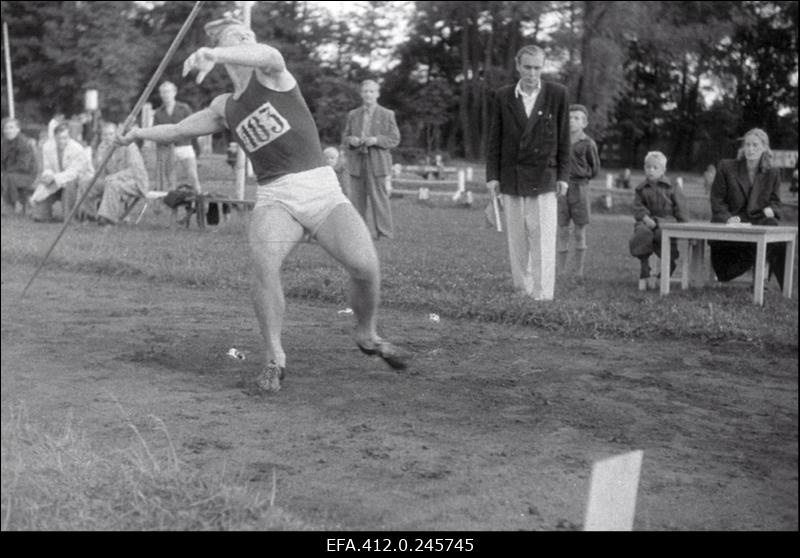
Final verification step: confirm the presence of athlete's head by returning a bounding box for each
[204,17,256,48]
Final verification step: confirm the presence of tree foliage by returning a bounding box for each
[1,1,796,169]
[0,1,153,121]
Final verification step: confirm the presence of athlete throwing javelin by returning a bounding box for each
[116,17,409,393]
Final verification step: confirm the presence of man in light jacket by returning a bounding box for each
[30,123,94,222]
[342,80,400,240]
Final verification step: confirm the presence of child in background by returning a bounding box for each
[557,104,600,277]
[324,146,351,199]
[628,151,689,290]
[702,164,716,195]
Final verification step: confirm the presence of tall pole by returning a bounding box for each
[3,22,15,119]
[22,1,205,298]
[234,1,254,200]
[240,0,254,26]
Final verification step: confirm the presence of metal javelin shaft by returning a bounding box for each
[491,190,502,233]
[22,1,205,298]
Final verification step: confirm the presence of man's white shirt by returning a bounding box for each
[515,81,541,118]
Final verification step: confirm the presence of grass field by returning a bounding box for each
[1,400,317,530]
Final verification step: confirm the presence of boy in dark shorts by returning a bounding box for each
[557,104,599,277]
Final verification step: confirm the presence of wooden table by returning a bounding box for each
[659,222,798,305]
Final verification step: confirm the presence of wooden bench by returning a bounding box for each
[119,191,254,228]
[119,190,168,224]
[193,194,254,229]
[659,222,798,305]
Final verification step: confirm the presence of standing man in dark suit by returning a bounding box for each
[343,79,401,240]
[486,45,570,301]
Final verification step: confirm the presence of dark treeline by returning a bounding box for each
[1,1,797,170]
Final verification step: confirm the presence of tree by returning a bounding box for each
[550,1,652,141]
[1,1,152,123]
[717,1,798,148]
[0,1,235,123]
[392,1,551,160]
[607,1,796,169]
[302,75,361,146]
[3,0,795,169]
[134,1,234,115]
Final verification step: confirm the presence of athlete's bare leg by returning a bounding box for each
[314,203,380,345]
[248,205,305,369]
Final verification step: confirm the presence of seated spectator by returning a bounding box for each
[77,121,149,225]
[1,117,39,215]
[709,128,786,288]
[30,123,93,222]
[628,151,689,290]
[47,113,66,140]
[324,146,351,198]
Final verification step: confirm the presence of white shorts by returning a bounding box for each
[255,166,351,235]
[173,145,196,160]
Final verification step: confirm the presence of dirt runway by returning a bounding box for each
[1,262,797,530]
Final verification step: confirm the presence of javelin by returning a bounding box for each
[21,1,205,298]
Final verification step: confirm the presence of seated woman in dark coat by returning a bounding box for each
[709,128,785,288]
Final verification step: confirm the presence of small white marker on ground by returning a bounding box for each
[584,450,644,531]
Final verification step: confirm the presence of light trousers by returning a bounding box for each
[349,156,394,239]
[30,180,79,222]
[97,174,149,224]
[155,145,175,191]
[503,192,557,300]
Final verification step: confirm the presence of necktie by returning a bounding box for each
[361,107,373,137]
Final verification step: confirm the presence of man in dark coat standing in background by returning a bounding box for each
[486,45,570,301]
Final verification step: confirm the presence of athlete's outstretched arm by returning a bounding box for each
[116,105,226,146]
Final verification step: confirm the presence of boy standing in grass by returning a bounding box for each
[557,104,600,277]
[628,151,689,290]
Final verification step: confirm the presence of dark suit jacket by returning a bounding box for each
[486,81,570,197]
[342,104,400,178]
[710,159,782,223]
[1,133,38,177]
